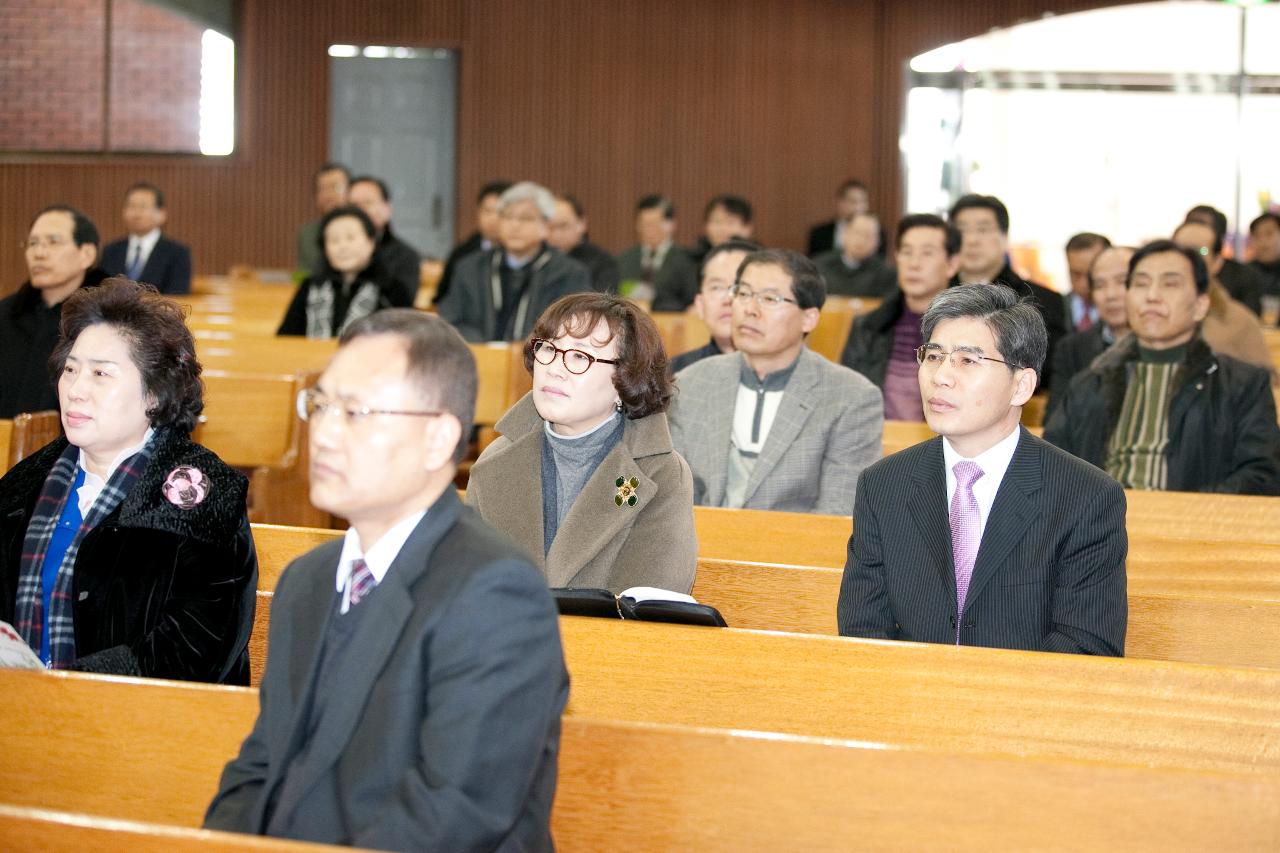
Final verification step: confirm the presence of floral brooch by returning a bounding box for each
[162,466,209,510]
[615,476,639,507]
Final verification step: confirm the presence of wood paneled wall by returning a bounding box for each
[0,0,1115,294]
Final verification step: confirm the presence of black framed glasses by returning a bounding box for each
[915,345,1020,372]
[529,338,618,375]
[296,387,444,426]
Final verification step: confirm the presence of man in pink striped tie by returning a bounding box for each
[838,281,1127,656]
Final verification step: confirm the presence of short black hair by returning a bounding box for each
[1185,204,1228,239]
[921,283,1047,377]
[1128,239,1209,295]
[837,179,868,196]
[1173,220,1223,258]
[31,204,100,249]
[700,237,763,281]
[313,162,350,188]
[949,194,1010,234]
[896,213,960,256]
[125,181,165,209]
[317,204,377,254]
[737,248,826,311]
[704,194,753,225]
[477,181,513,204]
[636,195,675,220]
[340,310,478,466]
[1249,212,1280,234]
[350,175,391,202]
[557,193,585,219]
[1065,232,1110,253]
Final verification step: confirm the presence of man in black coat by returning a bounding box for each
[807,179,869,257]
[838,283,1127,656]
[437,182,590,342]
[0,205,108,418]
[435,181,510,306]
[349,176,422,305]
[1045,241,1280,495]
[100,182,192,295]
[616,195,699,311]
[948,194,1069,389]
[547,193,619,293]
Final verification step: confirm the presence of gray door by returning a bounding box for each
[329,47,457,259]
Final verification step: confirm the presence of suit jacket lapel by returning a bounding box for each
[544,437,652,587]
[270,492,462,820]
[906,437,956,605]
[700,358,740,506]
[964,429,1043,613]
[743,351,816,504]
[468,423,546,565]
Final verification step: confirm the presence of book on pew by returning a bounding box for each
[552,587,727,628]
[0,620,44,670]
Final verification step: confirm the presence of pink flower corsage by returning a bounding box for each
[162,466,209,510]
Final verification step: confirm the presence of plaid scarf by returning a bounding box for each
[14,439,153,668]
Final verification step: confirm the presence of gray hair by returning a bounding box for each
[919,283,1047,376]
[498,181,556,221]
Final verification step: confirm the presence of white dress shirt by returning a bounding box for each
[127,228,162,275]
[333,510,427,613]
[76,428,155,515]
[942,424,1021,539]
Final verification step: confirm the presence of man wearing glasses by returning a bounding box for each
[669,237,761,374]
[438,181,590,342]
[0,205,109,418]
[668,248,882,514]
[838,283,1127,655]
[206,310,568,851]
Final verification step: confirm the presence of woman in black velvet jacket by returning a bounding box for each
[0,278,257,684]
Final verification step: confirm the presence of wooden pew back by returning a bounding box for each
[5,671,1279,851]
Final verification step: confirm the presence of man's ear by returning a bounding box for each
[800,306,821,335]
[1192,291,1211,324]
[424,414,464,473]
[1011,367,1037,407]
[77,242,98,271]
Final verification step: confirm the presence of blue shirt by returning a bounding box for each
[40,469,85,665]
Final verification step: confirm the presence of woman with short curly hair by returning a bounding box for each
[0,277,258,683]
[466,292,697,594]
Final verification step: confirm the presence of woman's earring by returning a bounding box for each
[614,399,623,412]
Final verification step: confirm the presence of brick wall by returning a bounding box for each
[0,1,107,151]
[0,0,204,153]
[108,0,204,152]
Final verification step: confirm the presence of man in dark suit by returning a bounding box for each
[100,182,192,295]
[616,195,699,311]
[547,192,619,293]
[204,310,569,851]
[1185,204,1266,316]
[349,176,422,305]
[297,163,350,276]
[838,283,1127,656]
[435,181,511,306]
[1046,245,1132,420]
[1247,212,1280,301]
[806,179,869,257]
[948,194,1069,389]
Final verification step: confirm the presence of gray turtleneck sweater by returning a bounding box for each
[540,411,624,554]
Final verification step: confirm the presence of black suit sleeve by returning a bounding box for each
[354,560,566,853]
[1212,367,1280,495]
[1042,478,1127,656]
[837,471,896,639]
[169,242,193,295]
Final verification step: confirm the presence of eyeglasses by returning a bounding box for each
[530,338,618,375]
[915,345,1020,372]
[729,284,798,309]
[499,211,543,226]
[296,388,443,426]
[21,236,71,251]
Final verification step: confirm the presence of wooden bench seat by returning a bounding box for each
[4,670,1279,851]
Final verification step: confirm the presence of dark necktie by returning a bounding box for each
[349,558,376,607]
[127,244,144,280]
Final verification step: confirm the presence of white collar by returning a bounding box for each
[334,509,428,612]
[942,423,1021,482]
[78,427,155,485]
[129,229,162,255]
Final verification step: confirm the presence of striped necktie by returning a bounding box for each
[348,558,377,607]
[949,461,984,643]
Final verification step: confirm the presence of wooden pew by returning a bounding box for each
[5,670,1280,851]
[0,419,11,478]
[195,370,309,470]
[0,805,352,852]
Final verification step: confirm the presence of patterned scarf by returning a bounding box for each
[305,278,384,339]
[14,439,153,668]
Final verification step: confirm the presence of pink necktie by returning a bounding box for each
[949,461,984,643]
[348,558,376,607]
